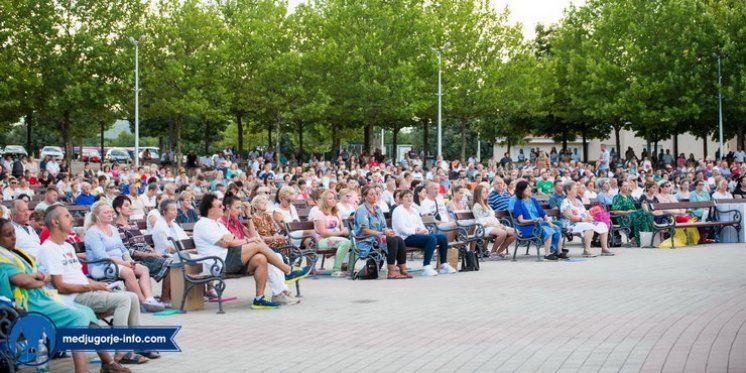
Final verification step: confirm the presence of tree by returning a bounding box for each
[140,0,230,168]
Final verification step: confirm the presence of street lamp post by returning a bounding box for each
[714,52,724,160]
[128,36,145,169]
[431,42,450,160]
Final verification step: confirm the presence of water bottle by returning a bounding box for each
[35,333,49,373]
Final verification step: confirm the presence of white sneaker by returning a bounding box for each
[439,263,457,274]
[422,266,439,276]
[272,291,301,305]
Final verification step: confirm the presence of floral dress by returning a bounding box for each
[353,204,388,257]
[251,212,289,248]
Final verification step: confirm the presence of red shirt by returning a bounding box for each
[220,216,245,240]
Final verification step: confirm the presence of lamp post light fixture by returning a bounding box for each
[128,35,145,169]
[431,41,451,159]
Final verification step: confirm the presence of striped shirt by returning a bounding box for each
[488,190,511,212]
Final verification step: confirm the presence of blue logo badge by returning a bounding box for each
[5,312,56,366]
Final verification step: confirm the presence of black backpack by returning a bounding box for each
[354,257,379,280]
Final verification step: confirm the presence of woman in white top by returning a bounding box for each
[446,185,469,218]
[335,188,358,218]
[151,199,188,255]
[14,178,34,198]
[391,190,456,276]
[675,180,691,201]
[472,184,515,258]
[312,190,352,277]
[272,186,300,224]
[560,182,613,257]
[712,179,733,200]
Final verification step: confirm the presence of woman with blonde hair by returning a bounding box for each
[84,200,164,312]
[251,194,290,248]
[472,184,516,258]
[336,188,358,218]
[273,186,299,224]
[313,190,352,277]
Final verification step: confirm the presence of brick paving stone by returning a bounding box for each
[26,244,746,373]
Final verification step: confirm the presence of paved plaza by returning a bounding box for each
[43,244,746,372]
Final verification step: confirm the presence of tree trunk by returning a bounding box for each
[267,125,273,148]
[25,112,33,156]
[175,118,183,169]
[236,114,244,157]
[62,111,73,167]
[614,124,621,161]
[561,128,568,153]
[331,125,339,157]
[363,124,372,154]
[392,127,399,162]
[738,127,745,152]
[298,121,304,155]
[423,120,429,159]
[100,121,105,170]
[204,121,211,155]
[460,120,467,162]
[507,138,512,155]
[275,121,281,166]
[168,118,174,154]
[672,134,679,158]
[581,126,588,163]
[703,136,708,159]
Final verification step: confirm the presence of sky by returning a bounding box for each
[286,0,586,40]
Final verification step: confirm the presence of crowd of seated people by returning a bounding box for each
[0,145,744,369]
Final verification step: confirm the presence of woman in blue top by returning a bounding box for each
[85,201,164,312]
[512,180,565,260]
[354,186,411,279]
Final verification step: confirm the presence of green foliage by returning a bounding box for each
[2,0,744,162]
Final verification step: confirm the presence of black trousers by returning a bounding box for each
[386,236,407,265]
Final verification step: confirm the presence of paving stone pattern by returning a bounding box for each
[40,244,746,372]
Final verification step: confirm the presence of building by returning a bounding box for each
[493,129,738,163]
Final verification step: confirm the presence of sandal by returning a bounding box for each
[116,352,149,365]
[138,351,161,359]
[582,252,598,258]
[398,269,414,279]
[601,251,615,256]
[387,267,406,279]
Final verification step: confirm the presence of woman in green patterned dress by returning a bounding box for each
[611,181,653,245]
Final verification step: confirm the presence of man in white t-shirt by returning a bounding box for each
[36,204,146,366]
[11,199,41,258]
[45,158,60,177]
[193,194,311,309]
[418,182,453,226]
[137,183,159,211]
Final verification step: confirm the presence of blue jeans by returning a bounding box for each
[404,233,448,266]
[539,222,562,253]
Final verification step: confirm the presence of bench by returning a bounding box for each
[71,241,120,281]
[648,201,742,248]
[454,211,490,256]
[169,237,227,314]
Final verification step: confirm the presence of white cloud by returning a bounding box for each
[286,0,585,40]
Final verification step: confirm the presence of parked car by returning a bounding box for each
[139,147,160,161]
[40,146,64,160]
[81,148,102,163]
[2,145,28,157]
[105,148,132,163]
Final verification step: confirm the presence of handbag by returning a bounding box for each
[354,258,379,280]
[460,248,480,272]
